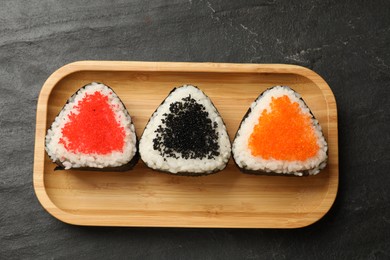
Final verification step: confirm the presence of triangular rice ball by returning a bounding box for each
[232,86,327,176]
[45,82,138,170]
[139,85,231,176]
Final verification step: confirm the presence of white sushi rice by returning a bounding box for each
[45,82,137,169]
[139,85,231,174]
[232,86,327,176]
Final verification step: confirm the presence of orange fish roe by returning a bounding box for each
[59,91,125,154]
[248,95,319,161]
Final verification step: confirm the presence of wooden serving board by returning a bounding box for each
[34,61,338,228]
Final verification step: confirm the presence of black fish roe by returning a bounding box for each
[153,95,220,160]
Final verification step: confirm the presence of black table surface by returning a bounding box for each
[1,0,389,259]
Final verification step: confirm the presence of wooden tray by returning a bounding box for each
[34,61,338,228]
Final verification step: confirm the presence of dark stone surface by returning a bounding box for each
[1,0,389,259]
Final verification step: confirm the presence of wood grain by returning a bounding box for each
[33,61,338,228]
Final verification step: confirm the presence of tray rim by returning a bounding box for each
[33,61,338,228]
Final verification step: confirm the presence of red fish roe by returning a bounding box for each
[248,95,319,161]
[59,91,125,154]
